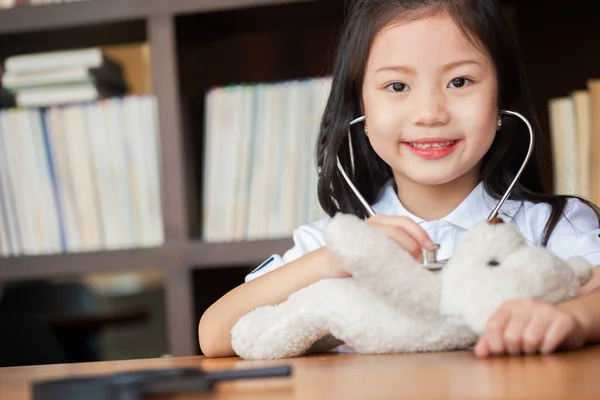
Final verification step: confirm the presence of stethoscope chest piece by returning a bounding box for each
[421,244,444,270]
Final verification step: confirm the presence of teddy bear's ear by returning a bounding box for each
[488,217,504,225]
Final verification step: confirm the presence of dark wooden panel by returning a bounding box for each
[164,263,195,356]
[0,20,146,59]
[0,0,315,36]
[513,1,600,189]
[148,14,189,241]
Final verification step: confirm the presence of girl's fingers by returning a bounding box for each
[502,309,533,356]
[540,314,578,355]
[368,215,434,250]
[372,224,423,262]
[522,313,553,355]
[474,337,491,358]
[484,306,512,355]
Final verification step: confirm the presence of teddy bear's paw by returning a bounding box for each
[566,256,594,287]
[231,306,280,359]
[232,307,327,360]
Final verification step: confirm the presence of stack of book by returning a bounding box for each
[3,47,128,108]
[201,77,331,242]
[0,95,164,257]
[547,78,600,205]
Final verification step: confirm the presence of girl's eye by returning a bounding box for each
[448,77,471,88]
[386,82,409,92]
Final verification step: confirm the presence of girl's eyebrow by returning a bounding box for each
[375,60,482,74]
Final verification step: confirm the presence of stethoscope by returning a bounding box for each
[336,109,535,270]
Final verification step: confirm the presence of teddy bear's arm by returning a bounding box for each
[324,214,440,312]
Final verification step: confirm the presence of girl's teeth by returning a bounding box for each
[409,140,456,149]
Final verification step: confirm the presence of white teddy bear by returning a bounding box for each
[231,213,593,360]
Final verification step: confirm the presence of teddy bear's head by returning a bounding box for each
[439,218,593,334]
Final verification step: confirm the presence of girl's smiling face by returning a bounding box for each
[362,12,499,189]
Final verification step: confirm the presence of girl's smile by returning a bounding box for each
[403,139,460,160]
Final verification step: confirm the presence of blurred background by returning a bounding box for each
[0,0,597,367]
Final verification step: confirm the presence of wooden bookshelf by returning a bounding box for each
[0,0,595,360]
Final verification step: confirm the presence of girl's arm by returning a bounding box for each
[559,265,600,344]
[199,215,431,358]
[198,247,345,358]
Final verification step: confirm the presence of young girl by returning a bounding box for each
[199,0,600,358]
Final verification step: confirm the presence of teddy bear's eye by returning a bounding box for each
[487,259,500,267]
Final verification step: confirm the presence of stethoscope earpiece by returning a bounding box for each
[336,109,534,270]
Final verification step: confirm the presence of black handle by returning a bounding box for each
[206,365,292,381]
[141,365,292,396]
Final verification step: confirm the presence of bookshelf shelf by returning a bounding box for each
[184,237,292,268]
[0,237,293,281]
[0,245,183,281]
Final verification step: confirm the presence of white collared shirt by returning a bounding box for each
[245,180,600,282]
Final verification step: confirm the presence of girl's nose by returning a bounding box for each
[410,88,450,127]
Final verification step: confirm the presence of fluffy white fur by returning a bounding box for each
[231,213,593,360]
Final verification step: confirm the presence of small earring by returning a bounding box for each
[497,116,502,130]
[364,125,368,135]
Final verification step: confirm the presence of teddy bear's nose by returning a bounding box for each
[488,217,504,225]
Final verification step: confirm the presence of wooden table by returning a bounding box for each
[2,346,600,399]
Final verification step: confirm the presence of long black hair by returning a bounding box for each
[316,0,600,246]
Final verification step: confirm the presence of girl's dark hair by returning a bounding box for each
[316,0,600,245]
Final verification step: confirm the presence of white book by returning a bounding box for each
[220,87,243,241]
[139,96,164,245]
[263,84,283,238]
[10,110,37,255]
[62,105,103,251]
[268,84,285,238]
[27,109,62,254]
[15,83,112,108]
[548,97,578,195]
[232,86,254,241]
[245,84,268,240]
[0,112,21,255]
[202,87,225,242]
[85,102,119,249]
[6,48,105,74]
[572,90,592,199]
[104,99,135,248]
[125,96,155,246]
[296,81,313,227]
[45,107,81,252]
[279,82,302,235]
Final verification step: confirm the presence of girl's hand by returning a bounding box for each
[366,214,435,262]
[474,299,587,358]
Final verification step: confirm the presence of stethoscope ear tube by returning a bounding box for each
[335,109,535,269]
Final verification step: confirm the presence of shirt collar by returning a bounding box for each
[372,179,523,229]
